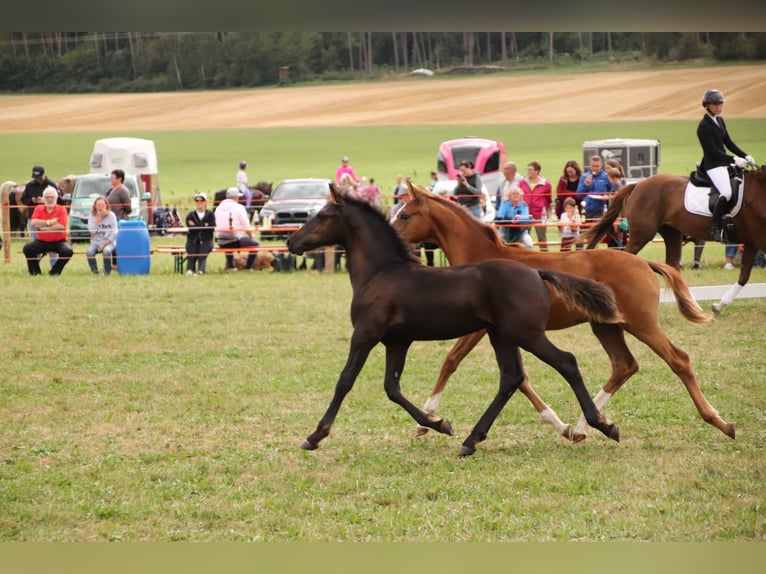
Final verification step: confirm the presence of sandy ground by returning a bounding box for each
[1,65,765,132]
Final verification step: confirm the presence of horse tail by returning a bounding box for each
[581,183,636,249]
[539,270,623,324]
[647,261,713,324]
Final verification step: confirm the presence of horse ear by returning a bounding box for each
[328,182,345,204]
[407,179,427,201]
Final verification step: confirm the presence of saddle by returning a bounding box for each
[686,167,743,214]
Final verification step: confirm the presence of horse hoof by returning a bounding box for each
[458,444,476,457]
[300,440,318,451]
[440,419,454,436]
[711,303,722,315]
[724,422,736,439]
[608,425,620,443]
[414,425,430,438]
[572,432,587,444]
[561,425,574,442]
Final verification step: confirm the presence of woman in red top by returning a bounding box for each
[519,160,552,252]
[555,160,583,219]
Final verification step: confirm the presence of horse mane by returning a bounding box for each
[427,191,505,247]
[343,194,421,264]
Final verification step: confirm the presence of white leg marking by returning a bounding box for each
[423,392,443,415]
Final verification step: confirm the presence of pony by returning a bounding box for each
[286,184,622,457]
[212,181,273,210]
[582,166,766,314]
[391,181,734,443]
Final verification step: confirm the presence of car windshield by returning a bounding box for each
[272,181,328,200]
[74,177,138,200]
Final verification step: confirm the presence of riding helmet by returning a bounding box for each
[702,89,725,106]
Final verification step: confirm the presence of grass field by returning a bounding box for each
[0,233,764,541]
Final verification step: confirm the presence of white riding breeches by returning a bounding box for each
[706,166,733,200]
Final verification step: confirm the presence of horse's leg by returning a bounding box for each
[629,325,735,439]
[301,335,375,450]
[382,342,454,436]
[573,323,639,443]
[459,336,526,457]
[416,331,571,440]
[658,226,684,268]
[522,334,620,443]
[712,244,756,314]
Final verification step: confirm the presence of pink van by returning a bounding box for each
[436,136,507,193]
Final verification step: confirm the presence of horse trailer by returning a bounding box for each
[582,138,661,183]
[89,137,161,223]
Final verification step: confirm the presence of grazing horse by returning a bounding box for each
[286,184,621,457]
[392,181,734,442]
[582,166,766,314]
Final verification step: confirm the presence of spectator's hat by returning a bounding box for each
[32,165,45,178]
[226,187,239,198]
[195,192,207,201]
[342,156,349,162]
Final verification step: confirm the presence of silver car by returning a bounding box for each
[258,178,331,239]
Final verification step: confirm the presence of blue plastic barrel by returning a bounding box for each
[116,220,151,275]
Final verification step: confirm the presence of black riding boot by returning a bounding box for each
[708,196,729,243]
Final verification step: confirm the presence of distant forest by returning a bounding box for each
[2,32,765,93]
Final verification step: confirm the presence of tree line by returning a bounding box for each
[1,32,764,93]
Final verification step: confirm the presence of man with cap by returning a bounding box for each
[22,186,74,276]
[335,156,361,186]
[214,187,260,271]
[184,192,216,275]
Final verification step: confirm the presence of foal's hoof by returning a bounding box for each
[607,425,620,443]
[414,425,430,438]
[300,439,318,451]
[711,303,722,315]
[724,422,736,439]
[458,444,476,457]
[439,419,454,436]
[561,424,574,442]
[572,431,587,444]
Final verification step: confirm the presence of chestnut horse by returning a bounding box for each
[392,181,735,443]
[287,185,621,457]
[582,166,766,314]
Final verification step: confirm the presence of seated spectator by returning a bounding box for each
[86,196,118,275]
[22,186,74,276]
[495,186,533,248]
[214,187,259,271]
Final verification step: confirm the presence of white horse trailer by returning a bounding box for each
[582,138,661,183]
[89,137,161,223]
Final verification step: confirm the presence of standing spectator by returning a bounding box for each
[555,160,583,219]
[22,187,73,276]
[697,88,755,242]
[392,174,408,204]
[335,156,361,186]
[577,155,611,221]
[21,165,61,267]
[495,161,523,211]
[185,192,216,275]
[354,177,382,208]
[520,160,552,251]
[495,186,533,247]
[605,158,626,184]
[86,196,118,275]
[427,171,439,191]
[106,169,131,221]
[214,187,259,271]
[558,197,582,252]
[454,160,484,219]
[236,160,253,214]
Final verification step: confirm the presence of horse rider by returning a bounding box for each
[697,89,756,242]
